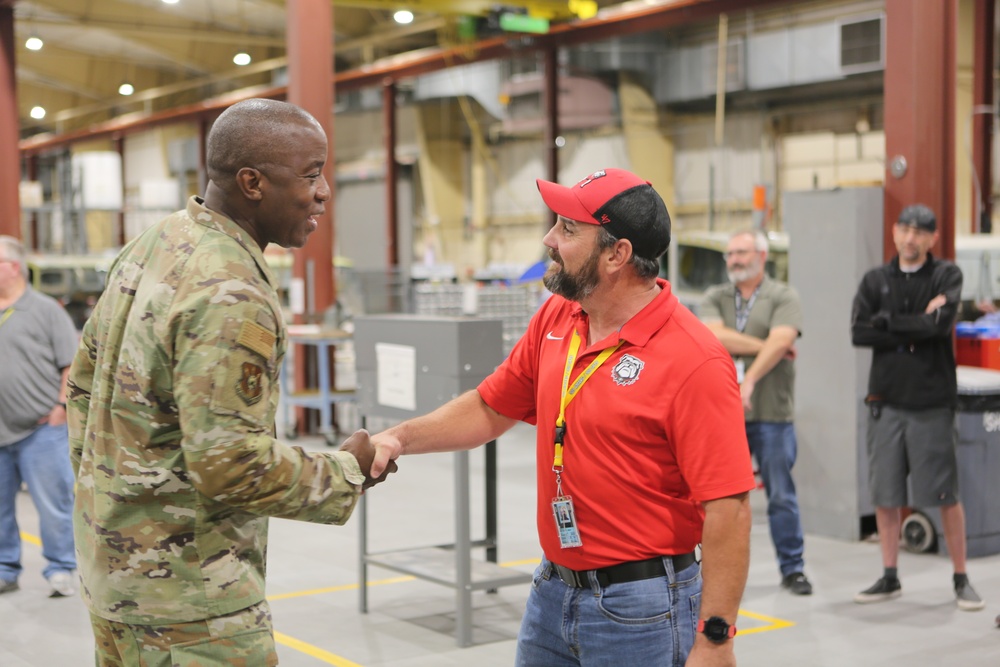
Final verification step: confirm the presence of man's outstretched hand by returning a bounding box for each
[339,429,398,490]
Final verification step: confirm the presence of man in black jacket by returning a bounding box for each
[851,204,984,611]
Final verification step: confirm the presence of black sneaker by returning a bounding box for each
[955,580,985,611]
[781,572,813,596]
[854,576,901,604]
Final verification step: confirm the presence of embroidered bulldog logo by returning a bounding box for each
[612,354,644,386]
[235,362,264,406]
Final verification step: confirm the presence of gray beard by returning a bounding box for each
[727,268,753,284]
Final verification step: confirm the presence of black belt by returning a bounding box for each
[550,553,697,589]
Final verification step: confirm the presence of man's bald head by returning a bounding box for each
[206,99,322,191]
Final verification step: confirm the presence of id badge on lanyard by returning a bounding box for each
[552,496,583,548]
[733,358,745,383]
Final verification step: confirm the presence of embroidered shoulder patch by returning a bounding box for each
[612,354,645,386]
[235,362,265,406]
[237,321,276,360]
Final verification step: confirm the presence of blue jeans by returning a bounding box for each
[515,557,702,667]
[745,421,805,577]
[0,423,77,581]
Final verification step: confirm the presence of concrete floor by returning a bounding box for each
[2,421,999,666]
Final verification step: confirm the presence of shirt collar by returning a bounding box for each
[568,278,678,348]
[186,196,279,288]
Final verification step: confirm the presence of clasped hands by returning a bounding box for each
[337,429,400,491]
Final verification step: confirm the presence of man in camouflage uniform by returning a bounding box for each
[67,99,394,666]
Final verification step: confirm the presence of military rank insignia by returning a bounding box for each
[236,362,265,405]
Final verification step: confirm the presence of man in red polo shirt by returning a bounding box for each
[367,168,755,667]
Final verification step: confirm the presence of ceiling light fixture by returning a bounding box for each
[119,82,135,96]
[393,10,414,24]
[30,106,46,120]
[233,52,252,66]
[162,0,180,5]
[25,36,43,51]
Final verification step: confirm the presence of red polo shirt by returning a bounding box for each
[478,279,754,570]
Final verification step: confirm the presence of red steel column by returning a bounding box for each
[26,154,38,249]
[114,135,127,246]
[972,0,994,233]
[543,46,559,229]
[383,78,398,269]
[287,0,335,320]
[287,0,335,435]
[884,0,957,260]
[197,116,209,199]
[0,3,21,238]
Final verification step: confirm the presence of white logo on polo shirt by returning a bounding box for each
[612,354,644,386]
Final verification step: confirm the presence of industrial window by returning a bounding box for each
[840,16,883,72]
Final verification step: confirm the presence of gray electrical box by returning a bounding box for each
[353,314,504,420]
[784,187,883,541]
[352,314,529,648]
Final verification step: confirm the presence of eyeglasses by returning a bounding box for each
[722,249,756,260]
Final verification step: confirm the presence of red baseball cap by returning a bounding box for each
[536,168,671,260]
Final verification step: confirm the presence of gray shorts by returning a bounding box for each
[865,405,959,508]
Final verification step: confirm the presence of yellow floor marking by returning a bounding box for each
[273,631,364,667]
[20,532,794,660]
[267,575,415,601]
[736,607,796,635]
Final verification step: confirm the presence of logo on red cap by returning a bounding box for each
[576,170,607,189]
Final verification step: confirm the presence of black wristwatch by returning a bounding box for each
[697,616,737,643]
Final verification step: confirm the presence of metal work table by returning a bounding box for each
[280,327,356,446]
[352,314,531,647]
[358,438,531,647]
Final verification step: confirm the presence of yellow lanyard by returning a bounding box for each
[553,329,623,470]
[0,308,13,332]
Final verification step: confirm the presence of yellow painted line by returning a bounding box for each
[500,557,541,568]
[274,631,363,667]
[268,558,540,664]
[268,559,540,602]
[21,531,41,547]
[267,574,415,601]
[736,608,796,635]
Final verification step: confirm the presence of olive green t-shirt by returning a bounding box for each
[699,276,802,422]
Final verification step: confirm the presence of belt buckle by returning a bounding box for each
[557,564,585,588]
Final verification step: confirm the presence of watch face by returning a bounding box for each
[701,617,732,642]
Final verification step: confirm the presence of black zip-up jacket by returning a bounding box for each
[851,254,962,409]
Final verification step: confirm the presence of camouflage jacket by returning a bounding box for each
[68,196,364,624]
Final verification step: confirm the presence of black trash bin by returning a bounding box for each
[907,366,1000,558]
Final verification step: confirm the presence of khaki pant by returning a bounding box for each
[90,601,278,666]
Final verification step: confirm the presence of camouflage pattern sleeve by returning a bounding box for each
[171,265,363,524]
[67,311,98,476]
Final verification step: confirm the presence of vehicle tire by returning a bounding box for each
[902,511,937,554]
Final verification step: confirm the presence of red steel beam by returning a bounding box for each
[383,78,399,268]
[883,0,957,261]
[543,46,559,229]
[972,0,994,233]
[288,0,336,322]
[0,5,20,237]
[20,0,787,156]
